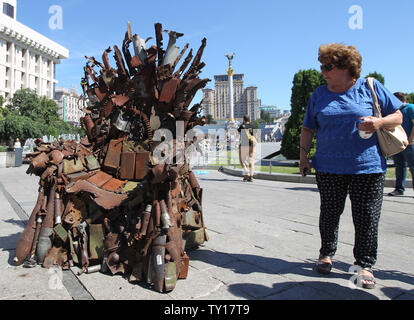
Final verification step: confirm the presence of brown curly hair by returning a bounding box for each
[318,43,362,79]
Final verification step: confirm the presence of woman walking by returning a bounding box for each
[300,43,403,289]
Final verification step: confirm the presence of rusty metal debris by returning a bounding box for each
[14,22,210,293]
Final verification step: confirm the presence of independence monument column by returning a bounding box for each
[225,53,235,123]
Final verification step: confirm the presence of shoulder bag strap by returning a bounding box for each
[366,77,382,118]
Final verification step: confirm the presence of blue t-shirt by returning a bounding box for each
[303,78,402,174]
[400,103,414,137]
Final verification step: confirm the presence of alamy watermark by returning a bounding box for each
[150,122,262,166]
[48,265,64,290]
[49,5,63,30]
[348,265,367,289]
[348,5,363,30]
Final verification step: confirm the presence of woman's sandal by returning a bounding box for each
[316,256,332,275]
[358,267,376,289]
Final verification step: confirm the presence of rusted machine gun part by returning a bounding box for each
[77,221,90,275]
[36,182,57,264]
[14,187,45,266]
[160,199,172,230]
[22,214,43,268]
[54,192,63,225]
[139,204,152,237]
[36,227,53,265]
[151,234,166,292]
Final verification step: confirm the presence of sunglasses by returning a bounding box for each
[320,63,335,72]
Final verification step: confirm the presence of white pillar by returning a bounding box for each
[9,41,15,96]
[225,53,235,122]
[228,71,234,121]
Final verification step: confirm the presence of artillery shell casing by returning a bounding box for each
[86,265,102,274]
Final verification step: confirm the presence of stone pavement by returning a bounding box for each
[0,165,413,301]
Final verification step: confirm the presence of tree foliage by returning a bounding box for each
[406,93,414,104]
[280,69,326,159]
[259,110,274,124]
[365,72,385,85]
[205,114,216,124]
[0,89,84,144]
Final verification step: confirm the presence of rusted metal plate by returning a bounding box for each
[101,178,126,192]
[112,94,130,107]
[66,180,128,210]
[63,159,84,175]
[103,138,123,174]
[119,152,135,180]
[87,170,113,188]
[67,171,97,183]
[89,224,105,260]
[85,155,100,171]
[135,151,150,180]
[159,78,180,104]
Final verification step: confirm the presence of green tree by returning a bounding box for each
[280,69,326,159]
[0,89,84,144]
[7,88,40,116]
[0,95,4,108]
[206,114,216,124]
[406,93,414,104]
[365,72,385,85]
[260,110,274,124]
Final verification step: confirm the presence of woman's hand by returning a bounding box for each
[300,126,314,177]
[358,116,384,133]
[300,158,312,177]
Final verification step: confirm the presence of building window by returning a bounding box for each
[3,3,14,18]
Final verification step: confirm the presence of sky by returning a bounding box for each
[11,0,414,110]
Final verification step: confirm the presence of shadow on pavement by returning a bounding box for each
[2,218,26,228]
[188,248,414,300]
[227,281,379,300]
[198,178,235,182]
[0,232,21,254]
[285,187,319,192]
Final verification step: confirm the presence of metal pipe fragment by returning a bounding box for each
[160,199,172,230]
[162,30,183,67]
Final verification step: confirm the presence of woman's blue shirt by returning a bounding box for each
[303,78,402,174]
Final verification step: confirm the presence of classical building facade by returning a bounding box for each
[0,0,69,100]
[55,87,85,126]
[202,74,259,121]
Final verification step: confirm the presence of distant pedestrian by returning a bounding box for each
[387,92,414,196]
[238,115,256,182]
[13,138,21,149]
[8,136,14,151]
[300,43,403,289]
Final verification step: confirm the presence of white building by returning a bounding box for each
[0,0,69,101]
[202,74,260,121]
[259,105,281,120]
[55,86,85,126]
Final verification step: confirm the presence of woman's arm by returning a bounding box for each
[299,126,315,177]
[358,109,403,133]
[409,119,414,145]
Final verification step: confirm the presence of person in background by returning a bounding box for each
[387,92,414,196]
[300,43,402,289]
[8,136,14,151]
[13,138,21,149]
[238,115,256,182]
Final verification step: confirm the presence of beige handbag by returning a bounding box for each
[366,77,408,157]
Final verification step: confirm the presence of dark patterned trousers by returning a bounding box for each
[315,172,385,268]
